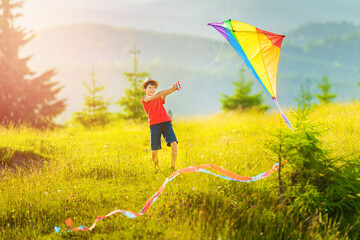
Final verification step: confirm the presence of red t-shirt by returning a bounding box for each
[142,97,172,126]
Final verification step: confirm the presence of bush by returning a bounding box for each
[267,102,360,237]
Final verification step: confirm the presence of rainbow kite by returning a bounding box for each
[54,163,283,233]
[209,19,293,130]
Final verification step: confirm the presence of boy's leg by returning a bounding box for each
[162,121,178,170]
[152,150,159,168]
[170,141,177,170]
[150,123,161,168]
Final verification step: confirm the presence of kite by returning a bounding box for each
[208,19,293,130]
[54,162,283,233]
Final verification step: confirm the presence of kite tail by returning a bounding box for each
[54,163,284,233]
[273,98,293,130]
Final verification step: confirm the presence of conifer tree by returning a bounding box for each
[315,76,337,104]
[267,103,360,233]
[295,79,313,106]
[73,65,111,127]
[220,69,269,112]
[0,0,65,126]
[117,46,148,120]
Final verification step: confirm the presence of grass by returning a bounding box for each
[0,102,359,239]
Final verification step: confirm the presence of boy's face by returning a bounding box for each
[145,84,157,96]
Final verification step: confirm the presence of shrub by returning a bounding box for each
[267,102,360,237]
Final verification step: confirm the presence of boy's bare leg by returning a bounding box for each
[152,150,159,168]
[170,142,177,170]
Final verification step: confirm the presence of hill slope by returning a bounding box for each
[22,22,360,122]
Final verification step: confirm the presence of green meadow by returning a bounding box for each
[0,102,359,239]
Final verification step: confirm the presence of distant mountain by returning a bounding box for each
[22,22,360,123]
[21,0,360,39]
[285,21,360,46]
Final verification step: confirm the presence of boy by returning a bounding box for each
[141,77,179,170]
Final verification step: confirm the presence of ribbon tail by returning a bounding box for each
[273,99,293,131]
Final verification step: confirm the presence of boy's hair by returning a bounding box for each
[144,81,157,89]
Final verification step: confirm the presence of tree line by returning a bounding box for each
[220,71,347,112]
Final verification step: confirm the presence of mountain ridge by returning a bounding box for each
[22,21,360,123]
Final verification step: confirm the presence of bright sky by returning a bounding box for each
[16,0,360,38]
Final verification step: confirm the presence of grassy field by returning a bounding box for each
[0,102,359,239]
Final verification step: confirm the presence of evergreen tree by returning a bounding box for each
[267,103,360,236]
[73,65,111,127]
[295,79,313,106]
[315,76,337,104]
[117,46,148,120]
[220,69,269,112]
[0,0,65,126]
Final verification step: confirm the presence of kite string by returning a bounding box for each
[180,39,227,85]
[179,39,246,87]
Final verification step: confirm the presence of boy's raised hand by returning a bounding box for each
[172,81,181,91]
[171,83,178,90]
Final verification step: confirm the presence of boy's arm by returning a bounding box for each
[161,91,172,101]
[143,83,178,103]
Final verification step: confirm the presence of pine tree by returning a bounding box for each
[295,79,313,106]
[267,103,360,233]
[315,76,337,104]
[0,0,65,126]
[117,46,148,120]
[73,65,111,127]
[220,69,269,112]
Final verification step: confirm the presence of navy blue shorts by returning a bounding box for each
[150,121,178,150]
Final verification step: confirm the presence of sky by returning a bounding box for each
[17,0,360,39]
